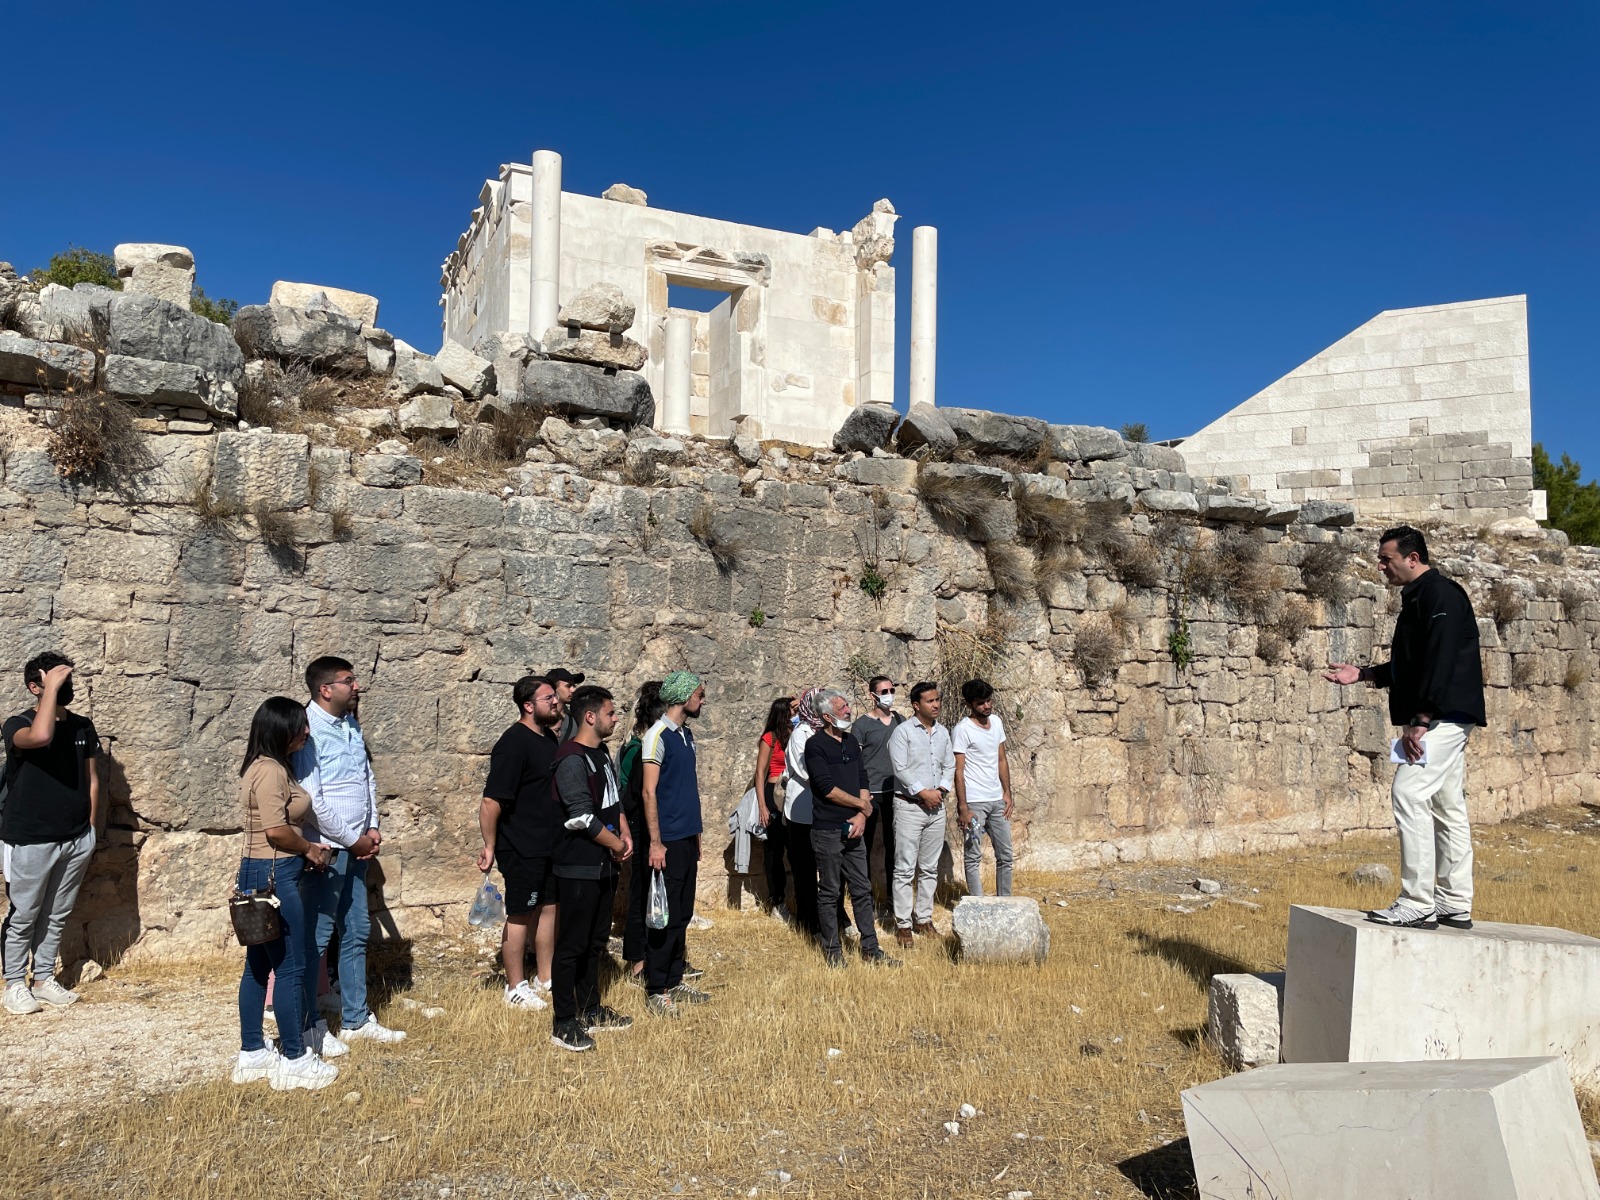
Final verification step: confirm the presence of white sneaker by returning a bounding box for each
[32,978,79,1007]
[1365,900,1438,929]
[3,983,41,1015]
[342,1016,406,1044]
[303,1020,349,1058]
[270,1050,337,1091]
[231,1047,280,1084]
[532,976,552,995]
[505,981,548,1010]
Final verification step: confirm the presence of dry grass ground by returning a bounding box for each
[5,805,1600,1199]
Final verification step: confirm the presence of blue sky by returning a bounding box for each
[5,1,1595,472]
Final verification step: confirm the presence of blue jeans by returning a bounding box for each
[237,856,306,1058]
[299,850,371,1030]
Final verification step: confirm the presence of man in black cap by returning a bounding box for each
[543,668,585,742]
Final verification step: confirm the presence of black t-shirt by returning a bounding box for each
[805,729,870,828]
[1,709,98,846]
[482,722,562,861]
[552,742,624,878]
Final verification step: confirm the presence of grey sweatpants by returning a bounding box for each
[3,829,95,986]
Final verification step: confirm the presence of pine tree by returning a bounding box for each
[1533,443,1600,547]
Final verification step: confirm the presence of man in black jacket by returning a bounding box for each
[549,686,633,1051]
[1326,525,1486,930]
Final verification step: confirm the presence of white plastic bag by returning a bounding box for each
[646,868,669,930]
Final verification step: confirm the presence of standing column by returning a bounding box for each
[663,315,693,436]
[910,225,938,408]
[529,149,563,338]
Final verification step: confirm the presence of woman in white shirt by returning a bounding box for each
[782,688,829,937]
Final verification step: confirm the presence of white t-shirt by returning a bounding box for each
[953,715,1007,804]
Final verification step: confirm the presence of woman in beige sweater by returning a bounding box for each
[234,696,334,1091]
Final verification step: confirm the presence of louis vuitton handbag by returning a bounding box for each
[230,797,284,946]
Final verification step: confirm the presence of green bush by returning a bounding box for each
[191,287,239,325]
[30,246,121,291]
[1120,422,1149,444]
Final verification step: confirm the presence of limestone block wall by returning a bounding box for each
[0,427,1595,964]
[441,163,895,446]
[1178,297,1534,523]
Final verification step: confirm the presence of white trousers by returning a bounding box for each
[1392,721,1473,914]
[892,798,945,928]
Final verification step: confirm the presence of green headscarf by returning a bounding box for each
[660,670,702,706]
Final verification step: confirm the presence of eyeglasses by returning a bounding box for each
[333,676,358,688]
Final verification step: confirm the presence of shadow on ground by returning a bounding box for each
[1125,929,1251,988]
[1118,1137,1198,1200]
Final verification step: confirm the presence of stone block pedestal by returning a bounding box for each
[951,896,1049,964]
[1182,1057,1599,1199]
[1282,905,1600,1085]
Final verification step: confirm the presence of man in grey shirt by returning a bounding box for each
[851,675,905,905]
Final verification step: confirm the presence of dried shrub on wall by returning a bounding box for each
[985,543,1034,602]
[1298,543,1354,605]
[1255,629,1288,665]
[1073,615,1121,686]
[1080,508,1131,564]
[1273,595,1314,645]
[935,614,1013,728]
[239,362,342,426]
[1033,546,1082,606]
[252,503,300,549]
[46,393,151,484]
[1109,540,1163,590]
[1565,657,1590,692]
[1511,655,1537,689]
[916,464,1007,529]
[1014,489,1086,550]
[689,504,741,575]
[1560,582,1589,618]
[1488,580,1526,627]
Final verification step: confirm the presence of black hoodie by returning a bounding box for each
[1369,569,1487,728]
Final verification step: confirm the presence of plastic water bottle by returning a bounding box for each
[467,879,496,926]
[486,884,506,924]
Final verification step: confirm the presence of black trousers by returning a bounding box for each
[813,826,880,958]
[621,805,648,964]
[761,782,788,912]
[863,785,895,897]
[786,820,819,936]
[551,871,617,1023]
[644,838,698,996]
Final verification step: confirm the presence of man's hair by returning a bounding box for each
[961,678,994,704]
[909,681,939,705]
[1379,525,1430,565]
[867,675,893,693]
[814,686,849,719]
[305,656,354,696]
[513,675,551,713]
[568,684,613,727]
[23,651,72,689]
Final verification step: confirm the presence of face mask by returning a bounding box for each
[831,715,853,731]
[875,692,895,709]
[790,715,801,728]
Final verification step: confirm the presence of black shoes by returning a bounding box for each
[583,1006,634,1032]
[551,1018,596,1052]
[1437,911,1474,930]
[861,948,902,968]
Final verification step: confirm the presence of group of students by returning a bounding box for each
[745,675,1016,961]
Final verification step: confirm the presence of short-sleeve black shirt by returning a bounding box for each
[482,722,562,861]
[1,710,98,846]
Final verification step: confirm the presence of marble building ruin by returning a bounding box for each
[440,150,939,448]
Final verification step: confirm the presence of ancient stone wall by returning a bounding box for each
[1,421,1596,965]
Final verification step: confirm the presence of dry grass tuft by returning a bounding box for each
[489,402,550,461]
[1033,546,1082,606]
[251,504,299,548]
[1298,542,1354,605]
[916,463,1009,533]
[1273,595,1314,645]
[1255,628,1288,665]
[1014,487,1086,549]
[1560,581,1588,618]
[690,504,741,575]
[1109,539,1164,590]
[985,543,1034,602]
[189,477,239,532]
[1080,505,1132,564]
[935,614,1012,726]
[45,392,152,484]
[1511,654,1537,689]
[1073,614,1121,685]
[1488,579,1526,627]
[1564,657,1590,692]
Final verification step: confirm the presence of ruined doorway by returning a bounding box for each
[666,281,744,438]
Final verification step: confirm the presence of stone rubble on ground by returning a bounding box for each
[1207,971,1284,1069]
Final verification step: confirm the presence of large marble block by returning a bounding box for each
[1282,905,1600,1085]
[951,896,1049,964]
[1182,1057,1599,1200]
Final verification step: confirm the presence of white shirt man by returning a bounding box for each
[887,682,955,943]
[952,679,1014,897]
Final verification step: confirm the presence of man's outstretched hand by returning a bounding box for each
[1324,663,1361,686]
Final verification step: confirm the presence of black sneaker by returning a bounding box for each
[550,1018,596,1052]
[823,950,847,970]
[1437,911,1474,930]
[669,984,711,1005]
[583,1006,634,1032]
[861,948,902,968]
[682,962,706,981]
[1365,901,1438,929]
